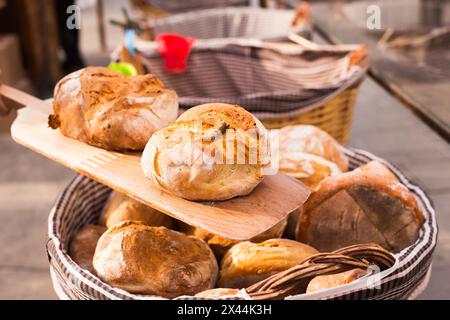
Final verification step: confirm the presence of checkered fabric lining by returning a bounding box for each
[129,38,366,119]
[115,9,361,120]
[141,0,250,13]
[147,7,309,40]
[46,148,437,300]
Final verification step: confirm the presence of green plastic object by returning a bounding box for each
[108,62,138,77]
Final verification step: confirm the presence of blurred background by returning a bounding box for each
[0,0,449,299]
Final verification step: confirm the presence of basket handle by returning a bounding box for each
[288,33,369,69]
[245,243,395,300]
[348,45,369,69]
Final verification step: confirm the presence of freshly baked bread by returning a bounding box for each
[99,191,173,229]
[296,161,424,253]
[141,103,270,201]
[284,209,300,239]
[306,269,367,293]
[179,218,287,259]
[279,125,348,170]
[278,125,348,189]
[93,221,218,298]
[69,224,106,274]
[195,288,240,298]
[218,239,318,288]
[49,67,178,151]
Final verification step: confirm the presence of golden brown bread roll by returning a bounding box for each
[179,218,287,259]
[306,269,367,293]
[49,67,178,151]
[69,224,106,273]
[218,239,319,288]
[279,125,348,170]
[195,288,240,299]
[296,161,424,253]
[99,191,173,229]
[93,221,218,298]
[141,103,270,201]
[277,125,348,189]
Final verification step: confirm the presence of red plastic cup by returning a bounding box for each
[156,33,195,73]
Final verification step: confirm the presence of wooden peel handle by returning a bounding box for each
[0,84,48,115]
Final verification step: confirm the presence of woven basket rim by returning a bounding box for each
[151,6,305,20]
[139,6,308,37]
[47,147,438,300]
[122,38,368,119]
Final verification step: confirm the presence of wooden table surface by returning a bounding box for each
[309,0,450,141]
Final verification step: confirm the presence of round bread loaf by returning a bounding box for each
[218,239,319,288]
[179,218,287,259]
[296,161,424,253]
[277,125,348,189]
[69,224,106,274]
[99,191,173,229]
[49,67,178,151]
[141,103,270,201]
[93,221,218,298]
[195,288,240,299]
[306,269,367,293]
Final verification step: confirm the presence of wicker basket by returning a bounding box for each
[116,39,367,145]
[47,148,437,300]
[261,86,359,144]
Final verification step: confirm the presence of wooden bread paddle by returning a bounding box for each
[0,85,310,240]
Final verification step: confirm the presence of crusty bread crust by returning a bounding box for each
[179,217,287,260]
[93,221,218,298]
[296,161,424,252]
[141,103,270,201]
[50,67,178,151]
[278,125,348,189]
[279,125,349,171]
[177,103,259,131]
[99,191,173,229]
[69,224,106,274]
[195,288,240,298]
[306,268,367,293]
[218,239,318,288]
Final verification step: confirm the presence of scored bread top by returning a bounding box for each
[177,103,259,131]
[279,125,349,172]
[141,103,270,201]
[297,161,424,253]
[93,221,218,298]
[302,161,423,223]
[50,66,178,151]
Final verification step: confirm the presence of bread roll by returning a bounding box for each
[296,161,424,253]
[284,209,300,239]
[306,269,367,293]
[99,191,173,229]
[195,288,240,299]
[218,239,318,288]
[49,67,178,151]
[69,224,106,273]
[141,103,270,201]
[93,221,218,298]
[278,125,348,189]
[179,218,287,259]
